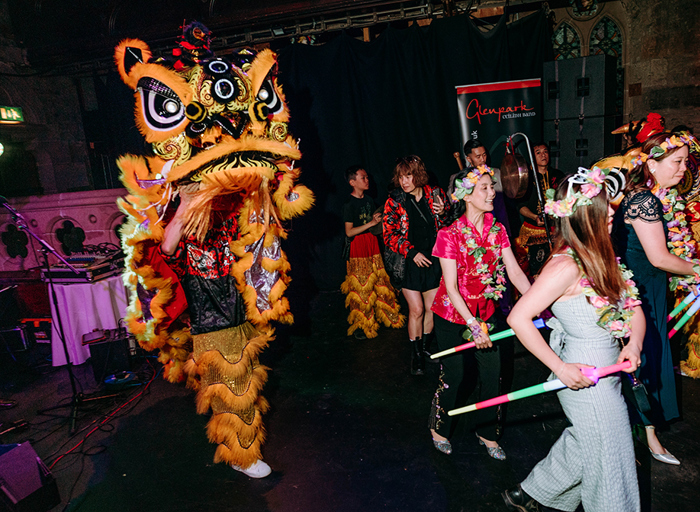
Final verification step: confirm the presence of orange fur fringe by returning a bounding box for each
[191,325,271,467]
[341,254,404,337]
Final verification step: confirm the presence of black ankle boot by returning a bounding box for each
[502,485,540,511]
[411,337,425,375]
[423,331,439,363]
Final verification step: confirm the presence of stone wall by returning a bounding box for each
[551,0,699,129]
[0,0,91,195]
[623,0,700,129]
[0,189,126,273]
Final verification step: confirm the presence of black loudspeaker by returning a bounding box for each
[0,325,34,353]
[543,54,617,119]
[88,336,130,382]
[0,443,61,512]
[545,116,616,172]
[543,55,618,173]
[0,287,19,329]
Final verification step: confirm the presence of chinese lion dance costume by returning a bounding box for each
[115,22,313,471]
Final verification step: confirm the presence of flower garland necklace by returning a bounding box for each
[462,220,506,301]
[650,182,700,290]
[568,248,641,340]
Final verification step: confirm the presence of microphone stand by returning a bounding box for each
[1,198,116,434]
[507,133,553,248]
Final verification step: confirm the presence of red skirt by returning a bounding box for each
[349,232,381,259]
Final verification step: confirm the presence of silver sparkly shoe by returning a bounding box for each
[432,437,453,455]
[477,434,506,460]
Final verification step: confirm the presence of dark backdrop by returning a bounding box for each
[278,10,553,291]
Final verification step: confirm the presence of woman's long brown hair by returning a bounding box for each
[550,179,627,302]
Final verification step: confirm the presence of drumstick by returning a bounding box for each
[452,152,464,171]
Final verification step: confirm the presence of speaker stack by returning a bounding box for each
[86,330,131,383]
[0,443,60,512]
[543,54,618,173]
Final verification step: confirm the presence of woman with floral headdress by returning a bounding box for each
[428,166,530,459]
[504,168,643,512]
[612,131,700,465]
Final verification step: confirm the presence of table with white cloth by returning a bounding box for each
[49,274,128,366]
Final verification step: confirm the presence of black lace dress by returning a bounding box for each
[613,190,679,424]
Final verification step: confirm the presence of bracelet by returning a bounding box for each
[556,361,566,376]
[673,262,700,291]
[469,322,483,339]
[693,263,700,282]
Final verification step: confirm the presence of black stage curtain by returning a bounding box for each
[278,10,552,291]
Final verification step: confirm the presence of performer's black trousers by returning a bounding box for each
[430,313,504,441]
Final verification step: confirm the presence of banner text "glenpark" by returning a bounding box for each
[465,98,535,124]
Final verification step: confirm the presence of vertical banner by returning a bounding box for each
[456,78,542,163]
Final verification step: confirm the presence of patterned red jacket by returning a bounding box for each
[382,185,451,259]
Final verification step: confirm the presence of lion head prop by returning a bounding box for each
[116,22,313,381]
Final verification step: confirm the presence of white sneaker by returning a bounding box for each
[232,459,272,478]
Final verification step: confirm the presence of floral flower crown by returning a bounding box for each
[451,165,495,201]
[543,167,609,218]
[630,133,699,167]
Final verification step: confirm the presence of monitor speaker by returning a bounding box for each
[0,325,34,353]
[0,443,60,512]
[0,286,19,329]
[88,336,130,382]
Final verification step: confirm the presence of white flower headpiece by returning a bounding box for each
[544,167,609,218]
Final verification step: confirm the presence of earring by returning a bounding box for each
[649,166,656,174]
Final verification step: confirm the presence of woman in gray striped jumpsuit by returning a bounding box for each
[503,170,644,512]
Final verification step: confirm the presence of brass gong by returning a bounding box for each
[501,152,529,199]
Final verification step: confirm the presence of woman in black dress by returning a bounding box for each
[383,156,450,375]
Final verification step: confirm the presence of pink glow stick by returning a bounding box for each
[448,360,632,416]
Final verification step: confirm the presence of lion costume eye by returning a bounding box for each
[137,77,186,131]
[257,79,283,115]
[212,77,237,103]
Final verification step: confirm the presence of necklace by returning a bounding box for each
[650,184,699,289]
[462,219,506,300]
[568,248,641,340]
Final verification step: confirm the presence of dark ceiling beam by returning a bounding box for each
[14,0,558,76]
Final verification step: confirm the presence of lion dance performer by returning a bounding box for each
[115,22,313,478]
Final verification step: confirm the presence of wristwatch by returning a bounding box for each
[466,317,476,325]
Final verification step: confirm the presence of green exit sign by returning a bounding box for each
[0,106,24,123]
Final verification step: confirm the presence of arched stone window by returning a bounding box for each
[590,16,624,113]
[552,22,581,60]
